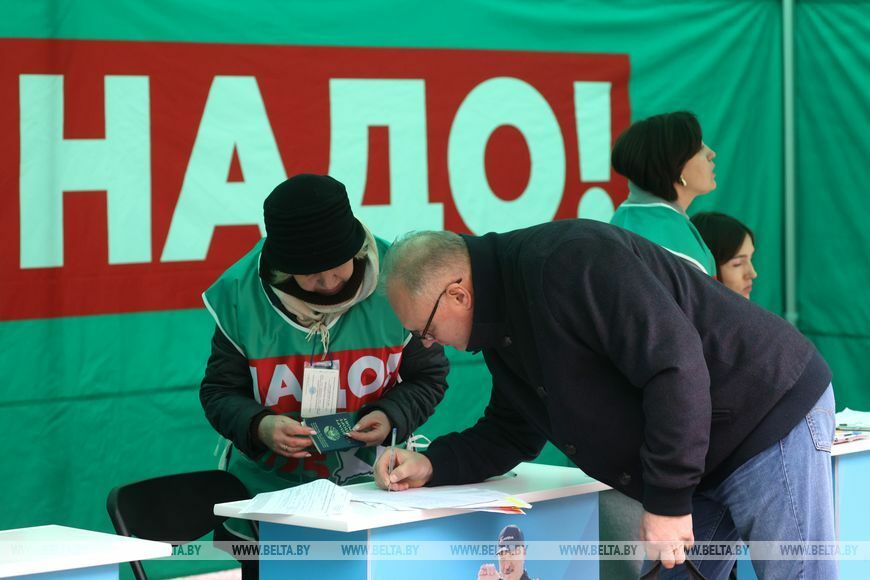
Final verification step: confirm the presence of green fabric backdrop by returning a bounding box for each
[794,0,870,411]
[0,1,865,578]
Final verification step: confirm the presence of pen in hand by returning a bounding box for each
[387,426,397,492]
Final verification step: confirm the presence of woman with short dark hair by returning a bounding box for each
[610,111,717,275]
[692,212,758,298]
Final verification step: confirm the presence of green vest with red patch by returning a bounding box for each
[203,237,408,498]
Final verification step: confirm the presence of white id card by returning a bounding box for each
[301,360,340,418]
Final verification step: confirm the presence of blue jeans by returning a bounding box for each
[644,384,837,580]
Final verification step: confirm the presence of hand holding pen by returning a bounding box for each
[387,426,397,491]
[375,445,434,491]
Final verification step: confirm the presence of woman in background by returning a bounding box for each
[692,212,758,299]
[610,111,717,275]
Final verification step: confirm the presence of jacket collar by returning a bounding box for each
[461,233,510,352]
[626,182,687,216]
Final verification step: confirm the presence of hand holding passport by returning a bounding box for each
[304,411,367,453]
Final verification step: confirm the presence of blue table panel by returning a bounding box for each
[260,493,598,579]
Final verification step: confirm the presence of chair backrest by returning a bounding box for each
[107,470,253,580]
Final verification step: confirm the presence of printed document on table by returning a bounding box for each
[836,408,870,431]
[240,479,351,516]
[349,485,530,511]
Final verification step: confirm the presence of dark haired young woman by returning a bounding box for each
[692,212,758,299]
[610,111,717,275]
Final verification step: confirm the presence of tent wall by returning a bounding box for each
[0,2,865,577]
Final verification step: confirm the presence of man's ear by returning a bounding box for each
[450,282,473,310]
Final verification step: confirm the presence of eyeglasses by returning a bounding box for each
[411,278,462,342]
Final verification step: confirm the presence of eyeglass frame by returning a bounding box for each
[411,278,463,342]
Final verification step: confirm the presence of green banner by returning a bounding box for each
[1,3,865,579]
[795,0,870,411]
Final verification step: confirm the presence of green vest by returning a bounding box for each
[203,238,408,500]
[610,203,716,276]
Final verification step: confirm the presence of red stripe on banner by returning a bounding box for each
[0,39,630,321]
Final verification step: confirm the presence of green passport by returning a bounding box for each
[306,412,366,453]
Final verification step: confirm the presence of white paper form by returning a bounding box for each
[836,408,870,430]
[349,486,530,511]
[240,479,351,516]
[300,363,340,418]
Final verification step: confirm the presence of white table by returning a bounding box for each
[0,524,171,579]
[215,462,609,579]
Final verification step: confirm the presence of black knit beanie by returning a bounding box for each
[262,174,365,275]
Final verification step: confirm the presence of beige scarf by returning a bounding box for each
[269,226,379,357]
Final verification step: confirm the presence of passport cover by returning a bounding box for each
[306,411,366,453]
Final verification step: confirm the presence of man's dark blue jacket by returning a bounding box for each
[424,220,831,515]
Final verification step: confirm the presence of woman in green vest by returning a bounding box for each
[610,111,717,276]
[692,212,758,299]
[201,174,449,578]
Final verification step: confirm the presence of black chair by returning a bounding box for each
[107,470,256,580]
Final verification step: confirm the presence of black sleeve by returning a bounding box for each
[358,335,449,444]
[423,380,548,486]
[200,325,273,458]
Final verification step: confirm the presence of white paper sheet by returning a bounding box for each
[836,407,870,431]
[349,486,530,511]
[240,479,351,516]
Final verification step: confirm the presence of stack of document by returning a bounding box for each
[349,485,531,514]
[237,480,531,518]
[834,431,867,445]
[836,408,870,431]
[240,479,351,517]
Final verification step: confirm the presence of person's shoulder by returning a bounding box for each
[612,202,681,226]
[612,206,695,248]
[513,220,635,269]
[373,235,391,253]
[208,239,264,291]
[521,218,616,239]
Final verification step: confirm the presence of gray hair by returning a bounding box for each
[383,231,468,296]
